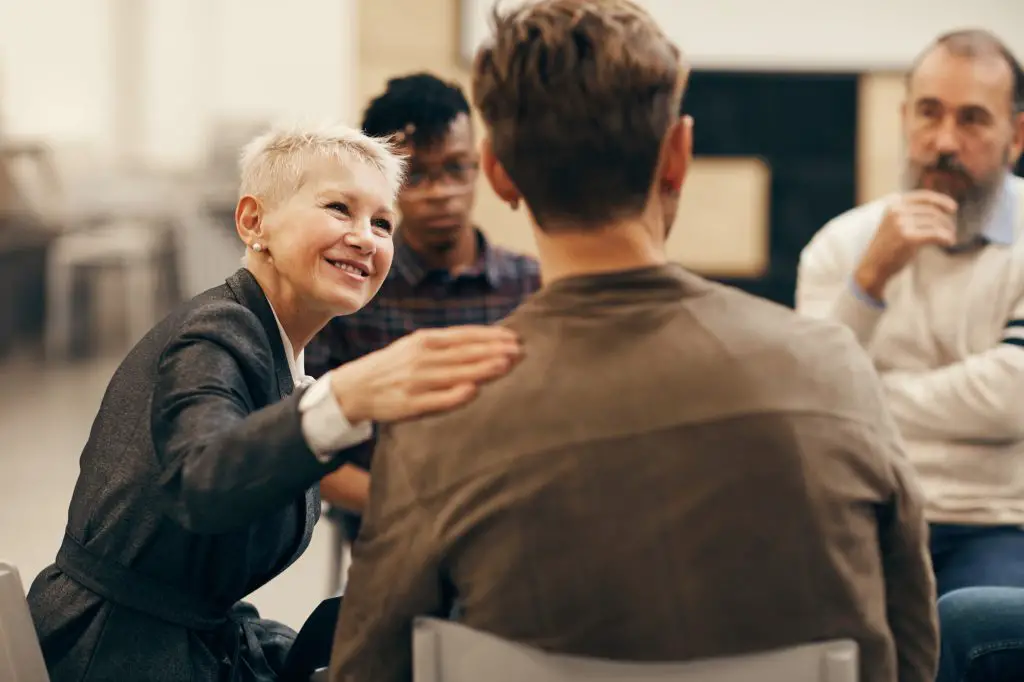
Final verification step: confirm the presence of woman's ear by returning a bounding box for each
[235,195,263,249]
[480,138,522,210]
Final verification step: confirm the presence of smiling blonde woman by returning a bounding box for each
[26,121,522,682]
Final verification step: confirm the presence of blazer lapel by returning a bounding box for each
[224,268,295,400]
[225,269,322,569]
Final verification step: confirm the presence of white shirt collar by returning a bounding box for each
[979,173,1018,246]
[266,303,312,388]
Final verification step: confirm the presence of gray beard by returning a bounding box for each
[955,176,1006,245]
[902,166,1007,246]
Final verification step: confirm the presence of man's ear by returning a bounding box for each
[1010,110,1024,167]
[481,138,522,209]
[659,115,693,195]
[235,195,263,247]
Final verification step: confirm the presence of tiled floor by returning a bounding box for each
[0,349,338,631]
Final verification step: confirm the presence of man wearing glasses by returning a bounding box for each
[306,72,540,541]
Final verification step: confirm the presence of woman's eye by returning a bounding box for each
[326,202,350,215]
[372,218,394,233]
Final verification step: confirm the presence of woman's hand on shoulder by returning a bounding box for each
[328,326,522,423]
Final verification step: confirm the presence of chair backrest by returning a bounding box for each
[412,618,857,682]
[0,562,49,681]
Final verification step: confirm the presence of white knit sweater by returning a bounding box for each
[796,174,1024,525]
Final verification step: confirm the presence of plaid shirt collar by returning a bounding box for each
[391,227,504,289]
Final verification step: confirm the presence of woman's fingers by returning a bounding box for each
[414,325,518,350]
[345,326,523,422]
[412,356,516,392]
[421,340,522,368]
[407,382,479,418]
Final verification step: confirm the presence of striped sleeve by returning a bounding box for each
[881,295,1024,441]
[1002,318,1024,348]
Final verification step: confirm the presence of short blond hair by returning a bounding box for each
[238,120,406,207]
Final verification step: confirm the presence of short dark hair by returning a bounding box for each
[472,0,684,231]
[908,29,1024,114]
[361,73,471,148]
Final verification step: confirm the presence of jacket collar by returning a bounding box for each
[224,268,295,399]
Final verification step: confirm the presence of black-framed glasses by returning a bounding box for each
[405,160,480,189]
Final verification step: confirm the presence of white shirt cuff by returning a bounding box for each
[298,374,373,463]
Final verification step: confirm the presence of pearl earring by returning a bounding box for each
[251,243,263,253]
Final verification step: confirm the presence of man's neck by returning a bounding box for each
[533,217,668,284]
[408,224,479,274]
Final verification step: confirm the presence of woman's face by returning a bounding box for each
[257,158,397,316]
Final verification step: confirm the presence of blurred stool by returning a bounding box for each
[0,561,50,681]
[46,221,166,359]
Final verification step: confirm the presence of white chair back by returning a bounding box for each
[413,618,857,682]
[0,562,49,681]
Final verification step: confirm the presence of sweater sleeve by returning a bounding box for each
[880,301,1024,442]
[796,211,886,346]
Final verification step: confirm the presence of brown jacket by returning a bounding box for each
[329,265,938,682]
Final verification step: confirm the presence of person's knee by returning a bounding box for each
[938,588,996,682]
[939,587,1024,649]
[938,587,1024,682]
[939,588,988,639]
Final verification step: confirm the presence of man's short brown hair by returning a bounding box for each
[472,0,685,230]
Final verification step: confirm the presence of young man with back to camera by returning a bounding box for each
[326,2,939,681]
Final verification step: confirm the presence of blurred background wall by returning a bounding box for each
[1,0,1022,629]
[0,0,357,168]
[3,0,1022,304]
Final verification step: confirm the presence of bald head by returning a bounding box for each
[908,30,1023,115]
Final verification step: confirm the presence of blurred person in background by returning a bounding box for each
[26,122,521,682]
[327,2,937,681]
[797,29,1024,597]
[306,73,540,543]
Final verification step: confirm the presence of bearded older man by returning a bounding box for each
[797,29,1024,597]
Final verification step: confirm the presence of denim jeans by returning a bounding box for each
[930,524,1024,597]
[938,587,1024,682]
